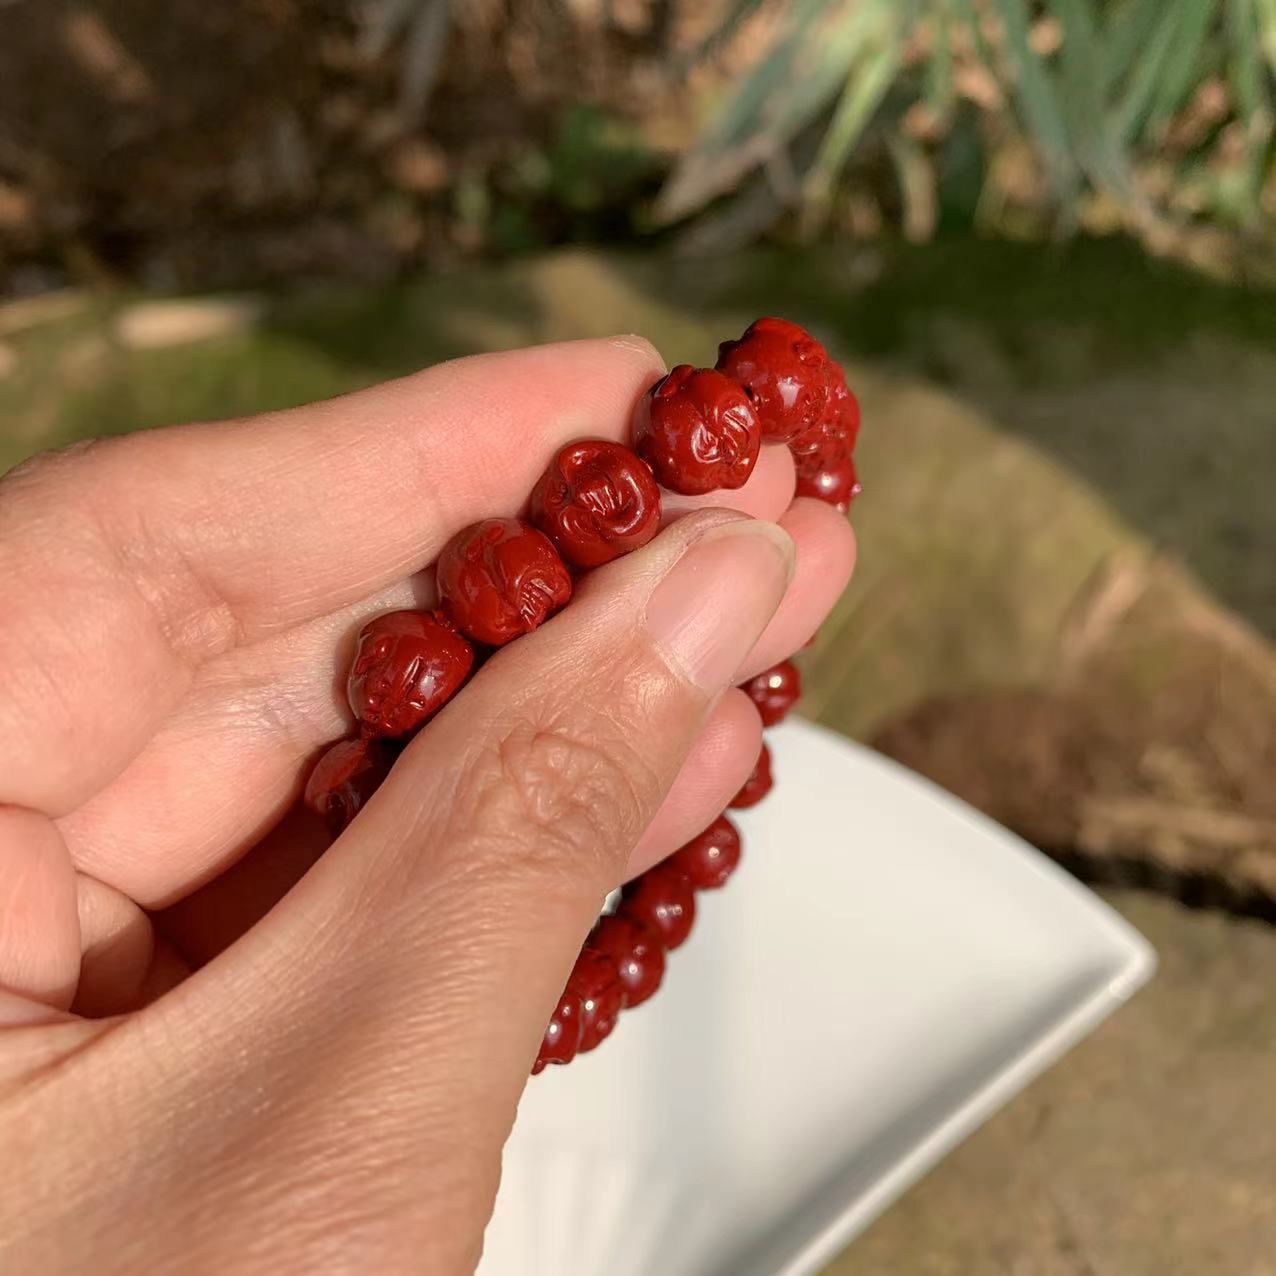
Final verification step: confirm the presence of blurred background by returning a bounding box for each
[2,1,1274,1270]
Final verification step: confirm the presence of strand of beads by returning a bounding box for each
[300,317,860,1076]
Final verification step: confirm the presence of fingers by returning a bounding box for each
[661,443,795,524]
[0,808,79,1011]
[152,692,762,969]
[70,875,190,1017]
[64,488,847,912]
[62,492,849,908]
[155,511,792,1267]
[625,687,762,878]
[739,498,858,679]
[0,337,663,814]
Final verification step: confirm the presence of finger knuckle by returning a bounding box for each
[451,711,658,889]
[0,438,110,497]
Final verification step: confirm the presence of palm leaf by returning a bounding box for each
[683,0,771,66]
[1101,0,1172,92]
[923,0,955,120]
[1227,0,1270,121]
[769,0,903,143]
[657,0,877,222]
[1112,0,1190,142]
[1147,0,1216,131]
[984,0,1080,199]
[665,0,1274,257]
[1225,0,1272,219]
[804,14,903,209]
[1257,0,1276,69]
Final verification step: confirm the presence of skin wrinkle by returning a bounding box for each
[18,1010,432,1271]
[478,641,676,875]
[0,564,155,787]
[80,449,245,666]
[58,580,437,904]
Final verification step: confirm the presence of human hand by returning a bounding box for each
[0,337,855,1271]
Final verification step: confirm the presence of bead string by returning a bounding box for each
[301,317,861,1076]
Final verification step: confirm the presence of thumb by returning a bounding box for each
[154,508,792,1266]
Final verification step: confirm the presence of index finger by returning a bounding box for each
[0,337,663,814]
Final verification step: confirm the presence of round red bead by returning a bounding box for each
[730,741,773,809]
[347,609,474,738]
[790,362,859,461]
[590,914,665,1008]
[633,364,761,495]
[568,948,625,1053]
[621,863,697,949]
[742,659,801,727]
[533,986,585,1074]
[303,737,395,836]
[715,317,831,445]
[667,814,742,890]
[436,517,572,646]
[530,439,662,568]
[795,452,860,514]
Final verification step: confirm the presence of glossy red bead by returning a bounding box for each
[530,439,662,568]
[794,451,860,514]
[303,737,396,836]
[590,914,666,1008]
[436,517,573,646]
[742,659,802,727]
[789,361,859,461]
[568,948,625,1053]
[532,986,585,1074]
[347,609,474,738]
[715,316,831,445]
[633,364,761,495]
[730,741,773,809]
[666,814,742,890]
[620,863,697,949]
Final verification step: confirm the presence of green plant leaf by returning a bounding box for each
[804,18,903,209]
[770,0,901,141]
[1225,0,1272,220]
[984,0,1080,198]
[656,0,876,222]
[1112,0,1188,142]
[704,0,836,147]
[1257,0,1276,68]
[1227,0,1269,121]
[1101,0,1173,93]
[1148,0,1216,130]
[684,0,770,67]
[923,0,955,120]
[1053,0,1134,195]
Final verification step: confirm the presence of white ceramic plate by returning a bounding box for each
[479,720,1155,1276]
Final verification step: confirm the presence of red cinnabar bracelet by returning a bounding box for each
[301,317,861,1075]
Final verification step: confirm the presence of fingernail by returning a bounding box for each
[646,520,794,691]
